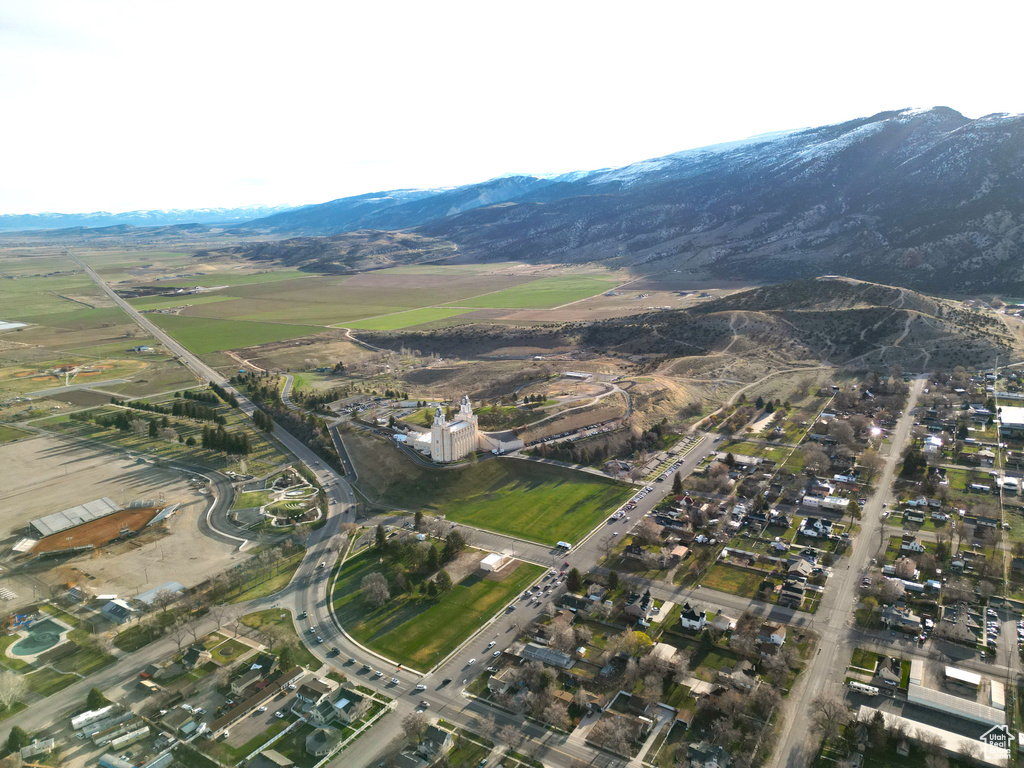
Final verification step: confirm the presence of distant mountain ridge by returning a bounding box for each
[8,107,1024,293]
[231,106,1024,292]
[0,204,296,231]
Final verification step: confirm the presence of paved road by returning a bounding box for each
[769,376,926,768]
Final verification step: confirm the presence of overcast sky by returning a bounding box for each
[2,1,1022,214]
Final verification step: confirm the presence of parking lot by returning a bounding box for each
[219,674,305,750]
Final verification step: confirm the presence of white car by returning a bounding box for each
[467,658,476,666]
[256,706,267,714]
[492,650,501,657]
[275,711,285,719]
[487,641,496,649]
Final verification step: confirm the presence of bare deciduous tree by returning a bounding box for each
[0,670,28,709]
[401,712,427,742]
[361,572,391,608]
[809,695,848,752]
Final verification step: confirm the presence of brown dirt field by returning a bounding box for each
[446,549,484,584]
[46,388,114,407]
[32,506,161,553]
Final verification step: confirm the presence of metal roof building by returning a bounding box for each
[944,666,981,688]
[30,497,121,538]
[907,683,1004,727]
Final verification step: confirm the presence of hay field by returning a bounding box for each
[443,275,620,309]
[344,307,473,330]
[147,314,323,354]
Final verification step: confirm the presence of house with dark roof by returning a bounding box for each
[181,644,211,671]
[679,602,706,631]
[305,728,345,758]
[688,740,731,768]
[101,599,135,624]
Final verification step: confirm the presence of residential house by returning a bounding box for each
[488,667,518,695]
[875,657,901,687]
[900,535,926,553]
[305,729,345,758]
[718,660,759,692]
[880,604,921,633]
[688,740,731,768]
[231,669,264,697]
[418,725,454,763]
[788,560,813,580]
[904,509,926,524]
[779,582,805,607]
[519,642,575,670]
[758,622,787,646]
[622,544,647,561]
[291,678,335,712]
[624,589,656,621]
[181,644,211,671]
[758,641,780,658]
[976,516,999,529]
[101,599,135,624]
[679,602,706,632]
[250,751,294,768]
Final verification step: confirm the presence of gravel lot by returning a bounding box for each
[0,434,244,605]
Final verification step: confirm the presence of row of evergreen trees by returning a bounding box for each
[201,425,250,455]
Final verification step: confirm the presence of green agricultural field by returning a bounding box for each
[332,550,543,669]
[3,275,109,319]
[18,307,129,331]
[344,307,473,330]
[445,275,619,309]
[148,314,321,354]
[129,294,240,311]
[346,431,631,543]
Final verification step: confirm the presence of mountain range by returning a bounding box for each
[8,107,1024,293]
[0,204,295,231]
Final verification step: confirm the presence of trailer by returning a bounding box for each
[848,681,880,696]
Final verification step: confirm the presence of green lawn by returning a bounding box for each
[148,314,320,354]
[344,307,473,330]
[239,609,318,670]
[348,433,631,544]
[232,490,274,510]
[26,667,79,696]
[849,648,880,671]
[699,564,766,597]
[447,734,491,768]
[0,425,30,443]
[333,550,543,669]
[210,638,249,664]
[444,275,618,309]
[227,553,304,604]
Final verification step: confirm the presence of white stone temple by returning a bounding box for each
[429,395,480,462]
